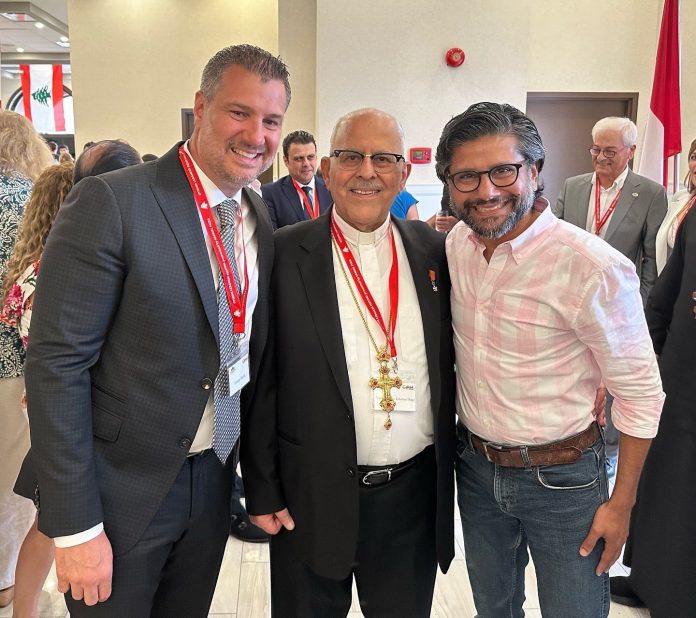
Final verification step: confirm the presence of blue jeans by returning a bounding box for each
[456,423,610,618]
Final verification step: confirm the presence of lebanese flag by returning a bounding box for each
[19,64,65,132]
[636,0,681,188]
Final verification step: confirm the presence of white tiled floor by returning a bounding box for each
[0,509,651,618]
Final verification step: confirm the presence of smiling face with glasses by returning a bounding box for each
[446,134,538,247]
[321,110,410,232]
[590,129,635,186]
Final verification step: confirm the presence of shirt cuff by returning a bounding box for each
[53,523,104,548]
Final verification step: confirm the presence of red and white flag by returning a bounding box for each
[19,64,66,132]
[636,0,681,188]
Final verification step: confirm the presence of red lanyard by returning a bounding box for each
[330,214,399,357]
[594,180,622,235]
[178,145,248,334]
[292,178,320,219]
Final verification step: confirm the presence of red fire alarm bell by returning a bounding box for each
[446,48,465,67]
[409,147,431,164]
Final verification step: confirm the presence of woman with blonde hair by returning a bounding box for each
[1,162,74,618]
[0,110,54,611]
[655,138,696,274]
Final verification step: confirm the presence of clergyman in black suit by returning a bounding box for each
[261,130,332,229]
[242,108,456,617]
[23,44,289,617]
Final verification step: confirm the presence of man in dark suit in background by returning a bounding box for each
[261,130,332,229]
[242,108,455,617]
[23,44,289,617]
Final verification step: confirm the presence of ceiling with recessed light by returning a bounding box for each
[0,0,69,61]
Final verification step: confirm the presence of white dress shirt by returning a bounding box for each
[585,166,629,238]
[332,212,433,465]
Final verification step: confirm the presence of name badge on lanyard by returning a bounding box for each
[227,337,250,395]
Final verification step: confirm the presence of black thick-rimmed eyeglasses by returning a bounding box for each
[446,162,526,193]
[331,149,405,171]
[588,146,627,158]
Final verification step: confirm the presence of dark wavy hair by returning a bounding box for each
[436,102,545,200]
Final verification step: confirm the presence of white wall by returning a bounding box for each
[67,0,278,157]
[316,0,531,186]
[314,0,695,193]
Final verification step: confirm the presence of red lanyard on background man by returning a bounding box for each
[594,179,622,236]
[179,145,248,334]
[292,178,320,219]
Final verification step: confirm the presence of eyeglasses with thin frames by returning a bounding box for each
[331,150,405,172]
[588,146,628,159]
[446,162,526,193]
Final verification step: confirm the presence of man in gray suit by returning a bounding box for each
[554,116,667,475]
[23,44,289,617]
[554,116,667,304]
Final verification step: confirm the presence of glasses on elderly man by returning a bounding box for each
[588,146,627,158]
[331,150,405,171]
[447,162,526,193]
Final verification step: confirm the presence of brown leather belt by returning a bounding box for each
[469,422,601,468]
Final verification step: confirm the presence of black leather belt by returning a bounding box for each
[357,446,431,487]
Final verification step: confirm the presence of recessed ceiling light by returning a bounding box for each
[60,35,69,42]
[56,40,70,48]
[35,21,44,29]
[16,47,24,52]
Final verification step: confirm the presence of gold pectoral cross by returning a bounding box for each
[368,347,402,429]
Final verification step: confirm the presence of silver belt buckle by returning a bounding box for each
[361,468,392,486]
[482,441,504,463]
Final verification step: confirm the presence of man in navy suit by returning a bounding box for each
[261,130,332,229]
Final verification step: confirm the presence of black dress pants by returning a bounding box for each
[66,449,232,618]
[270,446,438,618]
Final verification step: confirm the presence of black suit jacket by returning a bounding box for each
[261,174,332,230]
[24,143,273,555]
[241,210,455,579]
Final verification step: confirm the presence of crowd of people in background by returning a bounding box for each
[1,41,695,618]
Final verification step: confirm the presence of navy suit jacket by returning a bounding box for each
[24,143,273,555]
[261,174,332,230]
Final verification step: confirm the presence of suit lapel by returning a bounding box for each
[573,175,593,229]
[604,169,639,241]
[281,176,307,223]
[151,143,219,342]
[297,210,354,414]
[245,187,273,384]
[316,177,333,214]
[392,218,442,417]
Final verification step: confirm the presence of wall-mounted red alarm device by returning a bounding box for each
[409,147,431,164]
[446,48,465,67]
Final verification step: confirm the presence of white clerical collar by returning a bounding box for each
[184,141,242,207]
[333,209,391,246]
[592,165,629,193]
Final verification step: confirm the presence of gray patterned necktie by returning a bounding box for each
[213,198,242,464]
[301,185,314,212]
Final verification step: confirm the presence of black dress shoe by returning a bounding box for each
[230,508,270,543]
[610,576,646,608]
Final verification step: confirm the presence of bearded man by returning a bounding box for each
[437,102,664,618]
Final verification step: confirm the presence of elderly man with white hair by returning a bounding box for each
[554,116,667,479]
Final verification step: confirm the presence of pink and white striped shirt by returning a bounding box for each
[446,205,664,445]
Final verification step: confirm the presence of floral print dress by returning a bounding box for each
[0,261,39,350]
